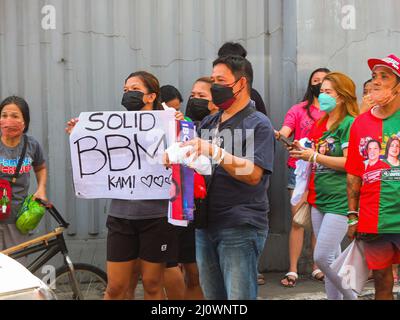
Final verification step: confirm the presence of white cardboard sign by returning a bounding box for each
[69,110,175,200]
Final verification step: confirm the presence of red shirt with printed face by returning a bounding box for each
[346,108,400,234]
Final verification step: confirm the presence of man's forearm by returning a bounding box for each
[219,152,263,186]
[347,173,362,211]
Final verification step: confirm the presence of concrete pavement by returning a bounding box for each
[135,272,400,300]
[257,272,400,300]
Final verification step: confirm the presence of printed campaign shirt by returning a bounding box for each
[307,115,354,215]
[346,108,400,234]
[0,135,45,224]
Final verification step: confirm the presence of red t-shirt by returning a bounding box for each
[346,108,400,234]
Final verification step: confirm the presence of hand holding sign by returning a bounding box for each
[65,118,79,135]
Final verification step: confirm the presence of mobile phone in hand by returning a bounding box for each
[278,135,294,148]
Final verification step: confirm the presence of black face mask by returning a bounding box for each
[121,91,145,111]
[185,98,210,122]
[211,83,233,104]
[211,79,244,110]
[310,83,322,98]
[210,83,237,111]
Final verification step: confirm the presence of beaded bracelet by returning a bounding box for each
[217,149,226,165]
[348,219,359,226]
[313,152,319,164]
[346,211,359,217]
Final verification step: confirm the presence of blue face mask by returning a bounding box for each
[318,93,337,113]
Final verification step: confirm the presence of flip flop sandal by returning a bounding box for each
[280,272,298,288]
[257,273,266,285]
[311,269,325,282]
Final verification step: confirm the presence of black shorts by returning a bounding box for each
[106,215,178,263]
[166,224,196,268]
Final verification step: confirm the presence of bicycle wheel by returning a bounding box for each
[53,263,107,300]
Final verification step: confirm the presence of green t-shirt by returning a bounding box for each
[307,115,354,215]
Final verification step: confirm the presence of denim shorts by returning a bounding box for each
[287,166,296,190]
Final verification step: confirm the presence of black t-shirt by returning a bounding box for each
[198,102,275,232]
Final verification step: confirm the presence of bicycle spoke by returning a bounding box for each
[54,268,107,300]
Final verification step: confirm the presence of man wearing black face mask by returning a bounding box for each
[218,42,268,115]
[180,55,275,300]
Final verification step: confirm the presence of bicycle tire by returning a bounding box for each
[53,263,107,300]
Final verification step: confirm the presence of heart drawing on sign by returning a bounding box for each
[165,174,172,185]
[141,175,153,188]
[153,176,164,188]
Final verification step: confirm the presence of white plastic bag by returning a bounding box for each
[331,240,369,295]
[166,142,212,175]
[291,138,312,206]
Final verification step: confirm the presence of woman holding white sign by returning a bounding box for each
[66,71,184,300]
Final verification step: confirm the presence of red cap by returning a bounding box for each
[368,54,400,77]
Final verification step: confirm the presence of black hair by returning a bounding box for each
[212,55,253,91]
[0,96,30,133]
[385,136,400,159]
[160,85,183,103]
[195,77,213,85]
[302,68,331,121]
[366,139,382,151]
[125,71,162,110]
[218,42,247,58]
[363,79,372,89]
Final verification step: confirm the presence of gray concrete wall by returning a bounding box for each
[0,0,272,273]
[296,0,400,101]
